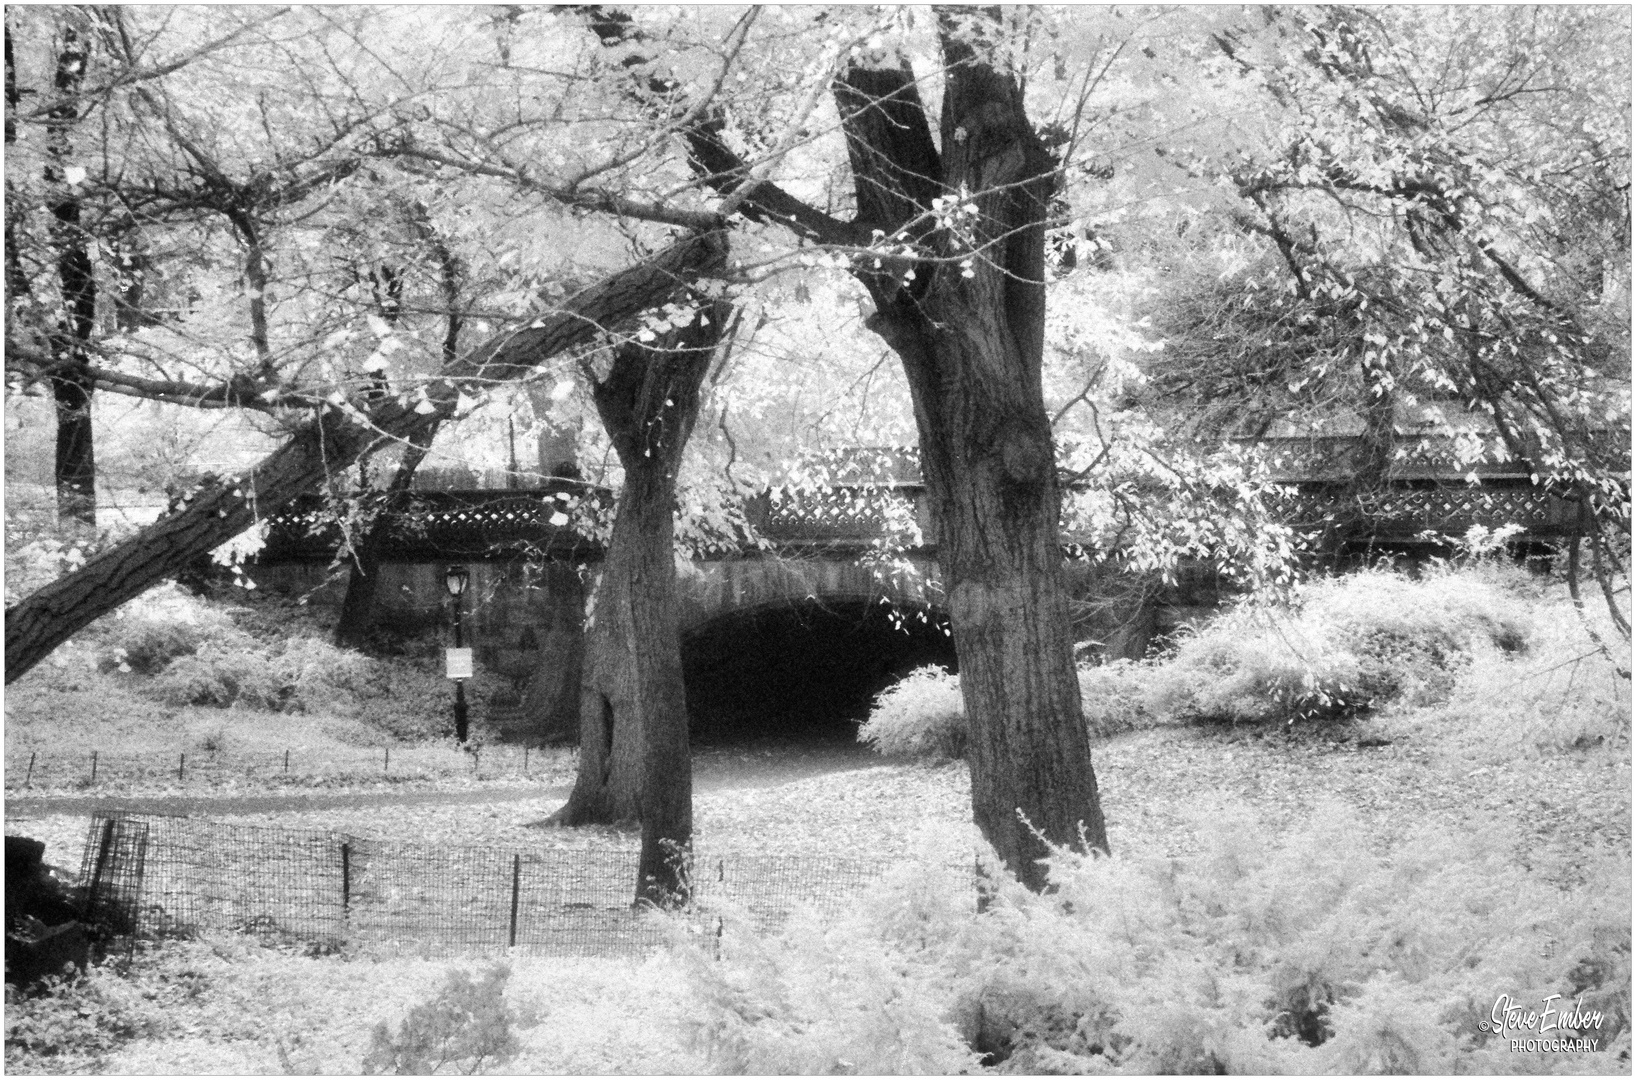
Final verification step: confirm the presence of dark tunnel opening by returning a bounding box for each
[682,599,958,746]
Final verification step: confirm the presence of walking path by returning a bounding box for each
[5,740,885,818]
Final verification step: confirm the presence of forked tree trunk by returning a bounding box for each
[549,301,727,908]
[835,12,1110,889]
[5,232,728,682]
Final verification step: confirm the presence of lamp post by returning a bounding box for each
[445,565,471,744]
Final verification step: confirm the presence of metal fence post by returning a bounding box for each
[85,817,117,920]
[508,854,521,948]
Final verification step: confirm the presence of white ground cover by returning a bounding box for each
[5,761,979,1075]
[76,943,704,1074]
[9,722,1626,1074]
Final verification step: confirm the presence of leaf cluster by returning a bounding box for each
[362,964,532,1076]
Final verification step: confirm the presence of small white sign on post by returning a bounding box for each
[445,647,474,680]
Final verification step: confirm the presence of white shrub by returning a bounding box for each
[857,665,966,760]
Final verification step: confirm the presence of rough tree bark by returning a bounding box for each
[5,231,729,682]
[1319,374,1397,564]
[44,20,96,528]
[5,19,31,307]
[579,6,1112,888]
[833,12,1110,886]
[551,300,729,908]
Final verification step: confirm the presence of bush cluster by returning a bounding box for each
[3,489,144,613]
[858,662,1167,757]
[859,566,1613,756]
[1136,568,1535,728]
[4,939,555,1075]
[20,583,473,743]
[364,964,533,1075]
[683,807,1632,1074]
[856,666,965,760]
[4,957,180,1071]
[145,633,471,742]
[1077,659,1162,738]
[1415,588,1632,757]
[677,883,979,1074]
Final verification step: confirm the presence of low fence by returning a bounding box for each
[8,744,555,792]
[75,813,939,959]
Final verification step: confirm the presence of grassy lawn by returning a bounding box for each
[4,564,1630,1073]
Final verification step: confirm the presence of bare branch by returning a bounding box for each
[18,8,291,121]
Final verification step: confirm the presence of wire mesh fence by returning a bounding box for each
[74,812,943,959]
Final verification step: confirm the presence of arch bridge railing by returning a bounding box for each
[255,483,925,562]
[256,470,1583,565]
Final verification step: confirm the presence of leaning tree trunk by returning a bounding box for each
[550,301,726,908]
[5,231,728,682]
[45,21,96,528]
[7,403,439,681]
[835,14,1110,890]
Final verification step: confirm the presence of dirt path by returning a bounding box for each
[4,738,886,819]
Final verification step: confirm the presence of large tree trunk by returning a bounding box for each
[332,429,436,650]
[45,22,96,528]
[5,231,728,682]
[5,20,32,311]
[1341,375,1397,561]
[836,13,1110,889]
[550,301,726,908]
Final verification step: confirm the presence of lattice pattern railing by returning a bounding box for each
[1268,483,1560,534]
[1242,434,1534,481]
[759,486,922,543]
[258,472,1580,562]
[260,486,595,561]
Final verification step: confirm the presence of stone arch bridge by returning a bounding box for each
[249,436,1583,741]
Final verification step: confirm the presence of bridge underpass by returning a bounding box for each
[683,598,956,745]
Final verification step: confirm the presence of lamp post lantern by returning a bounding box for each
[445,565,471,744]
